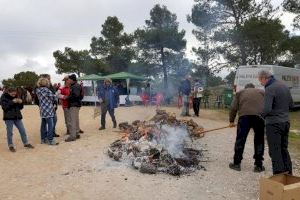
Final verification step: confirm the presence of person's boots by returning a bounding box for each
[65,137,75,142]
[254,165,265,173]
[53,132,60,137]
[229,162,241,171]
[9,146,16,152]
[99,126,105,130]
[113,122,117,128]
[24,144,34,149]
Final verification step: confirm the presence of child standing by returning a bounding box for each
[0,87,34,152]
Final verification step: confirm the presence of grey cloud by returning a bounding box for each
[0,0,297,84]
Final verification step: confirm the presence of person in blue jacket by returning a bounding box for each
[179,75,192,116]
[97,78,119,130]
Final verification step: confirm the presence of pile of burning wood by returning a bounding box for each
[107,110,206,176]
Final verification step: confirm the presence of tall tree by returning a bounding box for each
[187,1,220,70]
[239,17,288,64]
[279,35,300,66]
[225,71,236,85]
[135,4,186,89]
[90,16,134,72]
[191,62,222,87]
[53,47,107,76]
[2,71,39,88]
[188,0,276,68]
[283,0,300,29]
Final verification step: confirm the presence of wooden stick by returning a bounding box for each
[199,125,233,134]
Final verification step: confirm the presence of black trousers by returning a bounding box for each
[193,97,201,116]
[266,122,292,175]
[100,104,116,128]
[233,115,265,166]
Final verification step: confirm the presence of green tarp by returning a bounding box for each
[77,74,104,81]
[102,72,146,80]
[78,72,145,81]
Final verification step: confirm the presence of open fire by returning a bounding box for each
[108,110,207,176]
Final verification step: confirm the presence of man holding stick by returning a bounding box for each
[228,83,265,172]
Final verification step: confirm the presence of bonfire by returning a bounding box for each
[108,110,207,176]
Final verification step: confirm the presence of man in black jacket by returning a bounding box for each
[258,70,294,175]
[65,74,82,142]
[0,88,34,152]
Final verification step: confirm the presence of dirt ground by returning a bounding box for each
[0,106,299,200]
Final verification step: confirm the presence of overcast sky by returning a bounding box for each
[0,0,298,84]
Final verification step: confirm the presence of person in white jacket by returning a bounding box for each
[192,79,204,117]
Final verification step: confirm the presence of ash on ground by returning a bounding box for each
[108,110,207,176]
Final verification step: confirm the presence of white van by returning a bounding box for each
[234,65,300,107]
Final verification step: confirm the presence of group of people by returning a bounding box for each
[179,75,204,117]
[0,73,84,152]
[176,70,294,175]
[229,70,294,175]
[0,69,295,176]
[0,74,121,152]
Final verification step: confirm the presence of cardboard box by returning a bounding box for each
[260,174,300,200]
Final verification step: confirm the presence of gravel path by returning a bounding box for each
[0,106,298,200]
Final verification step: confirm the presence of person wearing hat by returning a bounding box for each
[58,76,84,135]
[58,75,71,135]
[97,78,119,130]
[65,74,83,142]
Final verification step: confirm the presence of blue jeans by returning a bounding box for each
[41,117,54,142]
[53,113,57,133]
[181,95,190,116]
[5,120,29,147]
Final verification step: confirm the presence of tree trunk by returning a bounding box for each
[240,45,247,65]
[161,47,168,90]
[203,34,209,67]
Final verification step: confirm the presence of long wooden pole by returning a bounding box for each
[199,125,233,134]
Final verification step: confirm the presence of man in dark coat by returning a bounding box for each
[258,70,294,175]
[65,74,83,142]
